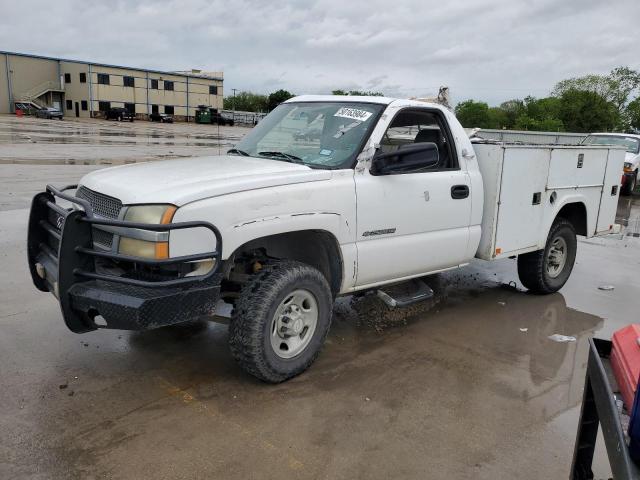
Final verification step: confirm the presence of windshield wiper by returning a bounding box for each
[258,151,303,163]
[227,148,251,156]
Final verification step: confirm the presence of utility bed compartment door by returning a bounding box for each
[547,148,607,188]
[596,148,626,234]
[494,148,550,254]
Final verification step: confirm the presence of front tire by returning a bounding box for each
[517,218,577,294]
[229,260,333,383]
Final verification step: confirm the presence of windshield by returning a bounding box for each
[231,102,384,168]
[583,135,640,154]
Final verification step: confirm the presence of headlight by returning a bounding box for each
[118,204,177,259]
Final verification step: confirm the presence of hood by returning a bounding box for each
[79,155,332,205]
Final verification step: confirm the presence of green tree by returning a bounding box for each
[331,89,347,95]
[454,100,490,128]
[267,89,295,111]
[223,91,268,112]
[499,99,525,128]
[627,97,640,132]
[487,107,509,129]
[558,89,619,133]
[553,66,640,129]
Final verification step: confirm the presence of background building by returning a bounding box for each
[0,51,223,121]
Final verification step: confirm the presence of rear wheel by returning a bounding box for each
[517,218,577,294]
[229,260,332,383]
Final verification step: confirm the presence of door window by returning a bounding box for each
[379,109,458,170]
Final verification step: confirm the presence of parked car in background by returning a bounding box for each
[105,107,134,122]
[582,133,640,195]
[149,112,174,123]
[35,107,63,120]
[212,111,234,126]
[14,102,40,116]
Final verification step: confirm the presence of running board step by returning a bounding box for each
[376,280,434,308]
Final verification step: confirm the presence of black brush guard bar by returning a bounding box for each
[28,184,223,333]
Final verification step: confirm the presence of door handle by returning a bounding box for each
[451,185,469,199]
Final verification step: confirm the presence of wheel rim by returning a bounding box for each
[546,236,567,278]
[270,289,318,359]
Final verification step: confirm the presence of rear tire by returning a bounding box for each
[517,218,577,294]
[229,260,332,383]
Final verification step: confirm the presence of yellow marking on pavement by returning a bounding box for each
[156,377,305,472]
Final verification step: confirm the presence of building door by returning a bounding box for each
[75,102,80,117]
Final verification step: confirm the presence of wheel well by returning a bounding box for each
[227,230,343,296]
[556,202,587,236]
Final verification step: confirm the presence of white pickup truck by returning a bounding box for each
[28,95,624,382]
[582,132,640,195]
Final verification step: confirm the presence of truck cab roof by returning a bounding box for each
[285,95,446,111]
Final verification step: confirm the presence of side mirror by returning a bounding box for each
[371,142,439,175]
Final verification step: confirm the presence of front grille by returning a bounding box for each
[92,228,114,248]
[76,186,123,219]
[76,186,123,250]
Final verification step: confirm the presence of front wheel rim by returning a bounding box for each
[270,289,318,359]
[546,236,568,278]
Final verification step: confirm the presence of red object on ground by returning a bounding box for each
[15,109,23,117]
[611,324,640,409]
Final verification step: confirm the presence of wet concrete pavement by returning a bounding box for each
[0,115,251,165]
[1,115,640,479]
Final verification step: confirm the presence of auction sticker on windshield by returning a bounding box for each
[334,107,373,122]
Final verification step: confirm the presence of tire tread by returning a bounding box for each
[229,260,331,383]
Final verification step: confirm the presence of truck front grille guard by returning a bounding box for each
[28,184,223,292]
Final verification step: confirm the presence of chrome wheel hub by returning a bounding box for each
[546,236,567,279]
[270,289,318,359]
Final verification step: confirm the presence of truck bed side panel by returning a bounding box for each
[474,144,622,261]
[494,148,550,254]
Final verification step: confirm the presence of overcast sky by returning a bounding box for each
[2,0,639,105]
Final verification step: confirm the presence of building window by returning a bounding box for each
[209,85,218,95]
[64,73,71,83]
[81,100,88,111]
[66,100,73,110]
[98,101,111,112]
[164,105,174,115]
[97,74,110,85]
[79,72,87,83]
[164,81,174,91]
[123,76,135,88]
[150,79,158,89]
[125,103,135,114]
[152,104,159,114]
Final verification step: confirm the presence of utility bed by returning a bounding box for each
[473,142,625,261]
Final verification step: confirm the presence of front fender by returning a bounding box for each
[168,172,357,260]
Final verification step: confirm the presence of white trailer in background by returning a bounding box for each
[467,128,587,145]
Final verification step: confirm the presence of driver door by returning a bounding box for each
[354,107,472,287]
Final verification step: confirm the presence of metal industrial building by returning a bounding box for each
[0,51,223,121]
